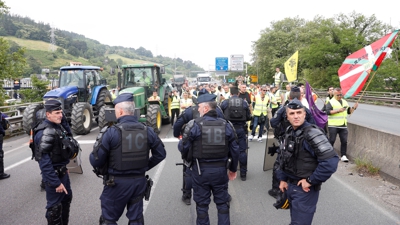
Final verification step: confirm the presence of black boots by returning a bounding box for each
[0,173,10,179]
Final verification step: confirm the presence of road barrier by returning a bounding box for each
[333,122,400,184]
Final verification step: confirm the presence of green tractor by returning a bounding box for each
[98,63,172,134]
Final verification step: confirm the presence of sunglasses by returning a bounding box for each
[337,94,343,96]
[262,90,268,91]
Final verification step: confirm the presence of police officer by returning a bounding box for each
[34,105,73,190]
[90,93,166,225]
[221,86,251,181]
[0,112,9,180]
[173,89,225,205]
[269,86,316,198]
[34,99,73,225]
[179,93,239,225]
[276,99,339,225]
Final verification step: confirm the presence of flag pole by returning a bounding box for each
[349,70,377,115]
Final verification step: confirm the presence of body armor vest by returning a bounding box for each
[34,123,67,163]
[110,123,149,171]
[192,117,229,159]
[280,126,318,178]
[224,97,246,122]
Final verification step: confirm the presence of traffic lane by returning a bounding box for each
[315,101,400,135]
[2,125,400,224]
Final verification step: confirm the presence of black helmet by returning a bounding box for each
[273,191,289,210]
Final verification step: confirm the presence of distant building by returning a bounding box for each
[70,62,82,66]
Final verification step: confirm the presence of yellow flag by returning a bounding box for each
[284,51,299,82]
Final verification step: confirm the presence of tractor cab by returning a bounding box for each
[59,66,106,102]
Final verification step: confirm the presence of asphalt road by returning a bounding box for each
[1,124,400,225]
[314,100,400,135]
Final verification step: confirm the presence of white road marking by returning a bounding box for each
[143,159,166,214]
[5,157,31,171]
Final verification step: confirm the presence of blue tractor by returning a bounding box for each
[22,66,112,135]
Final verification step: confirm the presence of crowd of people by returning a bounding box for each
[167,75,356,224]
[6,73,356,225]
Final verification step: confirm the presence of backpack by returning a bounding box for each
[0,112,10,130]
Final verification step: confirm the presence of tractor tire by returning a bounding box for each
[94,88,112,117]
[98,105,110,129]
[71,102,93,135]
[22,104,44,135]
[162,90,171,125]
[146,104,162,134]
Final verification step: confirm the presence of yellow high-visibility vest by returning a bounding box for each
[253,95,269,116]
[275,90,282,103]
[328,98,349,126]
[171,96,180,109]
[270,94,278,109]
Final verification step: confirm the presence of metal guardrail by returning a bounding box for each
[314,91,400,107]
[1,101,42,137]
[1,90,399,137]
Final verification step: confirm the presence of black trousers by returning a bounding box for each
[171,109,180,125]
[328,127,348,156]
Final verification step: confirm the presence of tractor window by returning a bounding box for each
[59,70,85,88]
[85,71,95,88]
[122,68,153,87]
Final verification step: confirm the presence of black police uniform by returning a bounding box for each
[276,101,339,224]
[35,108,73,190]
[220,93,251,180]
[173,89,225,204]
[269,98,316,197]
[90,93,166,225]
[179,93,239,225]
[34,100,73,225]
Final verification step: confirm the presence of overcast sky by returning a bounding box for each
[5,0,400,71]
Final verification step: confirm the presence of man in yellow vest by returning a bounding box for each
[270,87,279,117]
[273,67,282,87]
[169,89,181,126]
[249,85,270,142]
[326,88,358,162]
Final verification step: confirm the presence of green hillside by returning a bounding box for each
[0,14,204,88]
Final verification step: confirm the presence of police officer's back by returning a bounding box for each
[172,89,225,205]
[173,88,224,138]
[220,86,251,181]
[179,93,239,225]
[90,93,166,225]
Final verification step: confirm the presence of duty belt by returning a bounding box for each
[54,165,67,178]
[198,161,226,168]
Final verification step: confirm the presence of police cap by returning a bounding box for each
[45,99,62,112]
[287,98,304,109]
[197,88,208,96]
[197,93,217,104]
[113,93,134,105]
[273,191,290,210]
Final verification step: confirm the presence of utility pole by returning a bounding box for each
[49,23,56,52]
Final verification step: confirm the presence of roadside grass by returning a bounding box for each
[354,157,380,175]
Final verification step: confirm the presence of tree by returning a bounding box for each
[19,75,49,103]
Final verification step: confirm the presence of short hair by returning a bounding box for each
[118,101,136,115]
[289,91,301,100]
[335,87,342,91]
[327,86,334,91]
[204,101,217,110]
[296,83,304,87]
[230,87,239,95]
